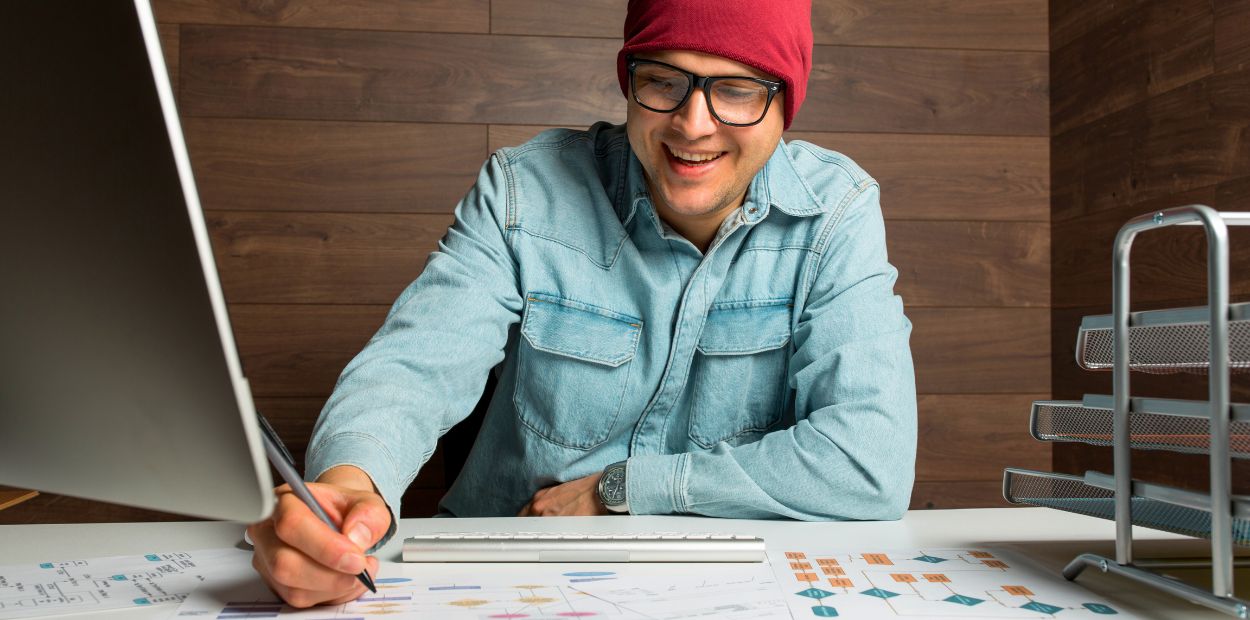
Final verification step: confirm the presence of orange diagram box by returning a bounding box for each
[863,553,894,565]
[1003,585,1034,596]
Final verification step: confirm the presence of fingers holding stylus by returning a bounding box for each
[248,486,381,607]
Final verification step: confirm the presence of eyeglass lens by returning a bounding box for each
[631,62,772,126]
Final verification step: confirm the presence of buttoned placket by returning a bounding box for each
[627,201,764,456]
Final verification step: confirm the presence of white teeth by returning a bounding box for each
[668,146,721,163]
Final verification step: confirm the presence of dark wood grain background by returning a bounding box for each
[1,0,1052,523]
[1050,0,1250,491]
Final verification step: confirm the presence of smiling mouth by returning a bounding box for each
[664,144,726,166]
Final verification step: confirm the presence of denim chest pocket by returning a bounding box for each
[513,293,642,450]
[688,300,792,449]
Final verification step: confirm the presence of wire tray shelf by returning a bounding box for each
[1031,395,1250,458]
[1075,303,1250,374]
[1003,468,1250,546]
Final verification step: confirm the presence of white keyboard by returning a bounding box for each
[402,532,766,562]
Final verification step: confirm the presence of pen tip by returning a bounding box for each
[360,571,377,593]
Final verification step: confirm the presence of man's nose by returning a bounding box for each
[669,89,719,139]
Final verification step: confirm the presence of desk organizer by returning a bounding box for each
[1003,205,1250,617]
[1076,304,1250,374]
[1030,395,1250,457]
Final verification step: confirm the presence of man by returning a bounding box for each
[249,0,916,608]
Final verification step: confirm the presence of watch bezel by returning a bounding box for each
[598,461,629,513]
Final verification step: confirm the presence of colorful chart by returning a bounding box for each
[0,549,250,619]
[177,567,641,619]
[771,548,1134,618]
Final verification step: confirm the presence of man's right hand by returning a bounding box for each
[247,465,391,608]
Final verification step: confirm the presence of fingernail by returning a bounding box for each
[337,552,365,574]
[348,524,372,550]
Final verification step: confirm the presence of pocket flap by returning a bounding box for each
[521,293,642,367]
[697,300,792,355]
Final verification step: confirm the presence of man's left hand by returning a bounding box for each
[518,472,610,516]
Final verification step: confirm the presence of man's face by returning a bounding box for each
[626,50,785,229]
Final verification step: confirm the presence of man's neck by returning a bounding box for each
[650,194,747,254]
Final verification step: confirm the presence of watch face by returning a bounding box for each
[601,465,627,504]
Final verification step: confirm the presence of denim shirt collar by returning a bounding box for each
[621,138,827,235]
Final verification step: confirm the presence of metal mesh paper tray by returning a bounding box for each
[1031,395,1250,458]
[1003,468,1250,546]
[1075,303,1250,374]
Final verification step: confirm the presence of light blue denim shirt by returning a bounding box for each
[306,122,916,527]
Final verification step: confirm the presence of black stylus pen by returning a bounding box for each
[256,414,377,594]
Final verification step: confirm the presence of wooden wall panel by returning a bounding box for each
[489,125,569,153]
[1050,0,1214,137]
[489,127,1049,222]
[1217,0,1250,71]
[1050,2,1250,494]
[916,394,1050,482]
[209,212,452,305]
[911,309,1050,394]
[911,481,1012,510]
[179,27,1045,136]
[179,28,626,126]
[490,0,621,38]
[230,304,389,398]
[207,211,1045,309]
[811,0,1046,51]
[224,306,1051,402]
[186,119,484,214]
[492,0,1047,52]
[798,45,1048,135]
[152,0,489,33]
[888,222,1049,307]
[1049,0,1135,52]
[790,133,1049,222]
[1052,71,1250,224]
[158,23,179,95]
[1052,191,1250,310]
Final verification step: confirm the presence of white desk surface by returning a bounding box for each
[3,507,1246,619]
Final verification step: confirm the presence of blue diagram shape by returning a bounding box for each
[1083,602,1118,614]
[110,575,127,581]
[374,577,412,584]
[144,554,160,561]
[861,588,900,599]
[944,594,986,606]
[563,571,616,577]
[1021,601,1064,614]
[133,598,150,605]
[913,555,948,563]
[811,604,840,617]
[797,588,835,599]
[39,563,53,569]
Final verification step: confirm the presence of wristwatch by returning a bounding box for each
[597,460,629,513]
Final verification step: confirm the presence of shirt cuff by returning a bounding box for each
[305,432,403,549]
[625,452,690,515]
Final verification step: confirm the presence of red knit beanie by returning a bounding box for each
[617,0,813,130]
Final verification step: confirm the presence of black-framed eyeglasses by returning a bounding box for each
[627,57,784,127]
